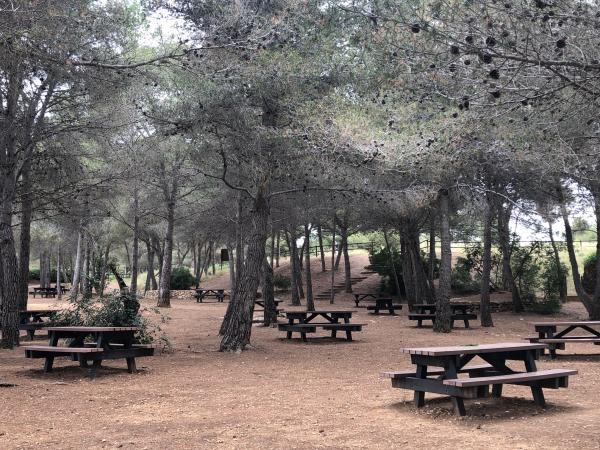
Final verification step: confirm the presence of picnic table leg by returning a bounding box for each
[413,364,427,408]
[525,351,546,407]
[446,359,466,416]
[44,331,59,373]
[345,330,352,341]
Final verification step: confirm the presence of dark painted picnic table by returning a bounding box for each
[353,293,379,307]
[280,310,364,341]
[528,321,600,358]
[195,288,225,303]
[19,309,57,340]
[383,342,576,416]
[255,298,283,309]
[24,326,155,377]
[409,303,477,328]
[366,297,402,315]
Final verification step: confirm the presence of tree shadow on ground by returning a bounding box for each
[385,395,582,421]
[278,337,364,346]
[16,364,149,381]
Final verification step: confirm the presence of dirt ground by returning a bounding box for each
[2,252,600,449]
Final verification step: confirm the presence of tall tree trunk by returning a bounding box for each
[304,224,315,311]
[144,240,156,293]
[99,243,111,297]
[56,244,62,300]
[400,235,416,305]
[383,229,401,296]
[18,159,32,310]
[0,208,20,348]
[269,227,276,268]
[262,257,277,326]
[219,193,269,351]
[227,243,236,290]
[497,203,523,312]
[158,191,176,308]
[342,230,352,293]
[547,219,567,302]
[317,224,326,272]
[286,229,301,305]
[130,190,140,296]
[81,235,91,299]
[275,230,280,268]
[434,189,453,332]
[70,226,84,300]
[428,214,436,285]
[330,214,336,304]
[480,194,494,327]
[558,185,600,319]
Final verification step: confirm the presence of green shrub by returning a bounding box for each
[582,252,597,295]
[451,257,480,294]
[51,291,170,347]
[29,269,40,280]
[368,247,405,295]
[527,296,562,315]
[273,273,291,290]
[170,267,196,290]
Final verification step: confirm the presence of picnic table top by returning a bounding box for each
[530,321,600,327]
[400,342,547,356]
[20,309,58,314]
[45,326,138,332]
[195,288,225,291]
[412,302,471,307]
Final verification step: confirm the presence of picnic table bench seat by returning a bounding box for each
[382,363,494,379]
[443,368,577,390]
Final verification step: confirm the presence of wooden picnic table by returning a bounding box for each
[383,342,577,416]
[254,298,284,309]
[527,321,600,358]
[366,297,402,315]
[409,303,477,328]
[24,326,155,378]
[195,288,225,303]
[279,310,365,341]
[19,309,58,340]
[353,293,380,307]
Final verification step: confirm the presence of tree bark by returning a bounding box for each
[130,189,140,296]
[428,214,436,285]
[275,230,280,268]
[18,158,32,310]
[0,209,20,348]
[286,228,302,305]
[330,214,336,304]
[383,229,402,296]
[342,230,352,293]
[547,219,567,302]
[317,224,326,272]
[99,243,111,297]
[480,194,494,327]
[227,243,236,290]
[219,193,269,351]
[434,189,453,332]
[157,180,177,308]
[558,185,600,319]
[262,257,277,326]
[304,223,315,311]
[497,203,523,312]
[70,226,84,301]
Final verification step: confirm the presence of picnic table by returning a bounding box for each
[382,342,577,416]
[366,297,402,315]
[278,310,365,341]
[194,288,225,303]
[353,293,379,307]
[24,326,155,378]
[19,309,57,340]
[409,303,477,328]
[526,321,600,358]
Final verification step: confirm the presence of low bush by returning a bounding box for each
[273,273,291,290]
[51,291,170,347]
[451,257,480,294]
[170,267,196,290]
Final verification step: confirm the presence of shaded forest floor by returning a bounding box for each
[2,252,600,449]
